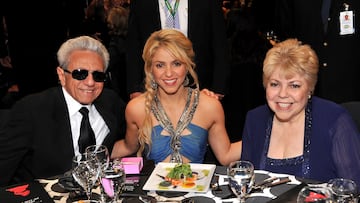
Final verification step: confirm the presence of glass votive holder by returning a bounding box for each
[99,160,126,203]
[297,185,334,203]
[327,178,358,203]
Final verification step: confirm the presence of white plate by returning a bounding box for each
[143,162,216,193]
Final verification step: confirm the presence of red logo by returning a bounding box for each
[6,184,30,196]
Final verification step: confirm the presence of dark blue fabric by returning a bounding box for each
[241,96,360,190]
[147,123,208,164]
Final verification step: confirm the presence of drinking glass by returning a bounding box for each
[297,185,334,203]
[85,145,110,202]
[227,160,255,203]
[72,152,102,201]
[85,145,110,171]
[327,178,358,203]
[100,161,126,203]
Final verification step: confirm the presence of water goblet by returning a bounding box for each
[85,144,110,202]
[297,185,334,203]
[72,152,102,201]
[327,178,358,203]
[100,160,126,203]
[227,160,255,203]
[85,145,110,171]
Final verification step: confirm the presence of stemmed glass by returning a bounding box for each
[85,145,110,171]
[327,178,358,203]
[101,160,126,203]
[227,160,255,203]
[72,152,102,201]
[85,145,110,202]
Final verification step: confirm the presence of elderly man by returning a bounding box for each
[0,36,126,186]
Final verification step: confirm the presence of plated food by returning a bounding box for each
[143,162,216,192]
[158,163,205,188]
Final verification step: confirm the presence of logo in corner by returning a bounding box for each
[6,184,30,196]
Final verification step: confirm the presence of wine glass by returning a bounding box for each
[85,145,110,171]
[297,185,334,203]
[227,160,255,203]
[327,178,358,203]
[100,161,126,203]
[72,152,102,201]
[85,145,110,202]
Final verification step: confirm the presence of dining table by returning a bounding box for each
[27,160,314,203]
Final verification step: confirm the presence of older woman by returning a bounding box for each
[111,29,241,165]
[241,38,360,187]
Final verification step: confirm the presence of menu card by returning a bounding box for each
[0,181,54,203]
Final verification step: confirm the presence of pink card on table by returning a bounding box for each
[121,157,143,174]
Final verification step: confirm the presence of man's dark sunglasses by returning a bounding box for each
[63,69,106,82]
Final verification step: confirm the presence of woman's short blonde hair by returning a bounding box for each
[262,38,319,92]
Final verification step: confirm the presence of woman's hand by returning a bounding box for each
[200,89,224,100]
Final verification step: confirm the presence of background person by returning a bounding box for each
[274,0,360,103]
[125,0,231,100]
[104,6,130,102]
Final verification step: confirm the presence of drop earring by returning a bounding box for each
[151,79,158,90]
[183,75,189,86]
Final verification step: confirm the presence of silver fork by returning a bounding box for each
[139,195,187,203]
[138,195,152,203]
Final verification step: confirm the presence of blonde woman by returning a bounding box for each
[111,29,241,165]
[241,38,360,189]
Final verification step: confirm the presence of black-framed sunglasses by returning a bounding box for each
[63,69,106,82]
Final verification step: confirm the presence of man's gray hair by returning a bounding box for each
[57,36,110,71]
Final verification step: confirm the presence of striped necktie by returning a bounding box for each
[165,0,180,29]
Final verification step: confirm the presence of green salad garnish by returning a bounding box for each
[167,163,193,179]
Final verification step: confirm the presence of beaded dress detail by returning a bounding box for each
[151,88,199,163]
[260,98,313,179]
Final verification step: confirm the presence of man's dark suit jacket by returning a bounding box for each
[0,87,126,186]
[126,0,231,95]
